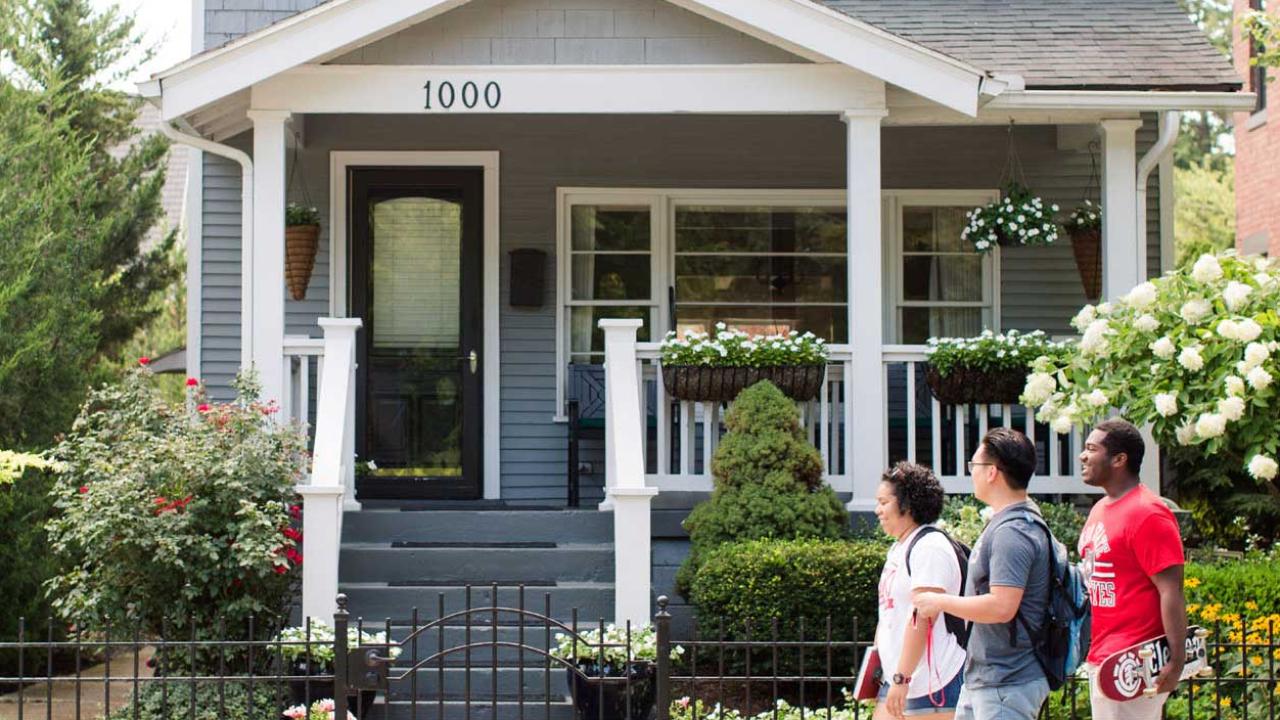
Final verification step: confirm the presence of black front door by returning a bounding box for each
[350,167,483,500]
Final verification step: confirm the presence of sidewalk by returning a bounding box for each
[0,647,154,720]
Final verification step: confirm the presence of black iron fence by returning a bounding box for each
[2,589,1277,720]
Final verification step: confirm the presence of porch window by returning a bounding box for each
[889,193,998,344]
[672,206,848,341]
[564,203,657,364]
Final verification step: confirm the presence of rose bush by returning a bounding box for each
[45,368,308,645]
[1021,252,1280,543]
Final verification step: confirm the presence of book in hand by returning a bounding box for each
[853,646,882,701]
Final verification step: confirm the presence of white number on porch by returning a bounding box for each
[423,81,501,110]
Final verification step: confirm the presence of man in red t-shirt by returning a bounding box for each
[1077,419,1187,720]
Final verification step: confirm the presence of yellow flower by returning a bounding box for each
[1185,577,1202,588]
[1245,601,1258,611]
[1220,697,1232,708]
[1229,631,1243,643]
[1250,655,1264,667]
[1222,612,1242,627]
[1187,604,1200,616]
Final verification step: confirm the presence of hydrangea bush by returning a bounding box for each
[925,329,1070,377]
[660,325,828,367]
[1022,253,1280,532]
[961,183,1060,253]
[45,368,308,641]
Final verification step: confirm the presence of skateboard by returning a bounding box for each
[1096,626,1212,701]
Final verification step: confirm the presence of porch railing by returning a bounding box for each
[633,343,853,494]
[283,335,325,435]
[882,345,1095,495]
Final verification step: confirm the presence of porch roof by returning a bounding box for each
[820,0,1243,91]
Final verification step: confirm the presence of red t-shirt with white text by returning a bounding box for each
[1078,485,1185,663]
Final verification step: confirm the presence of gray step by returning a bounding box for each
[381,666,573,700]
[379,699,577,720]
[342,510,614,544]
[339,584,615,625]
[340,545,613,584]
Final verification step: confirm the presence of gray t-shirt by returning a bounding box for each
[962,500,1051,688]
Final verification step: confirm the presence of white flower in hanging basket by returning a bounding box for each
[961,183,1060,254]
[1063,199,1102,235]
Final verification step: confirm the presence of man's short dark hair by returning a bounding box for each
[1093,419,1145,475]
[980,427,1037,491]
[881,461,945,525]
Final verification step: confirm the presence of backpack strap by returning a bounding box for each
[904,525,943,577]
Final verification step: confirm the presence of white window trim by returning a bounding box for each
[554,187,1001,418]
[883,189,1001,344]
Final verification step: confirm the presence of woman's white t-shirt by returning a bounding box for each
[875,525,967,699]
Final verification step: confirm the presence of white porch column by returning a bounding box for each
[843,109,888,511]
[247,109,291,406]
[1100,118,1160,494]
[1100,119,1143,301]
[599,319,659,626]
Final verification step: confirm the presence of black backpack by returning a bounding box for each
[999,511,1092,691]
[905,525,972,649]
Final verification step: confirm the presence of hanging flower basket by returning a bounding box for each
[285,204,321,301]
[1065,200,1103,301]
[923,331,1070,406]
[661,364,826,403]
[962,183,1060,253]
[659,326,829,403]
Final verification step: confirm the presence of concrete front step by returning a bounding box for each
[341,509,614,545]
[380,666,580,700]
[339,544,614,584]
[339,583,615,625]
[379,699,578,720]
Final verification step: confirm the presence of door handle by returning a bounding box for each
[465,350,477,375]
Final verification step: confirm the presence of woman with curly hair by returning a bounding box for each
[874,462,966,720]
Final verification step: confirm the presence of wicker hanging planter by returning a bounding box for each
[1070,226,1102,301]
[285,224,320,301]
[661,364,825,403]
[924,364,1030,406]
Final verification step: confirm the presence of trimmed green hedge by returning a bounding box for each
[688,538,884,638]
[1185,555,1280,617]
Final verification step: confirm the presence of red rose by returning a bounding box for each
[273,565,288,575]
[138,357,150,366]
[289,504,303,519]
[286,547,303,564]
[186,378,199,387]
[154,497,168,505]
[78,486,88,494]
[282,527,302,541]
[197,403,211,413]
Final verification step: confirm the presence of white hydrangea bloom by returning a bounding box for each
[1223,281,1253,311]
[1194,412,1227,439]
[1080,319,1111,356]
[1153,393,1178,417]
[1217,319,1241,341]
[1218,396,1246,422]
[1086,389,1109,407]
[1051,414,1075,435]
[1175,422,1197,446]
[1235,319,1263,343]
[1253,272,1274,289]
[1178,346,1204,372]
[1244,342,1271,369]
[1247,365,1273,391]
[1225,375,1245,397]
[1133,314,1159,333]
[1179,298,1212,325]
[1124,282,1158,310]
[1150,337,1176,359]
[1248,455,1279,481]
[1191,254,1224,283]
[1022,373,1057,406]
[1071,305,1097,332]
[1097,302,1114,316]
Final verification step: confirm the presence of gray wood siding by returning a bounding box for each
[330,0,803,65]
[200,114,1163,501]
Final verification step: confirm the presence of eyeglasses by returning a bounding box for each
[966,461,995,474]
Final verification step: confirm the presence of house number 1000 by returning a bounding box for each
[424,81,501,110]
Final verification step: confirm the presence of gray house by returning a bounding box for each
[143,0,1246,703]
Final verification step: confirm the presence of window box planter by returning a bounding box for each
[923,364,1031,406]
[564,660,656,720]
[660,364,825,403]
[923,330,1069,406]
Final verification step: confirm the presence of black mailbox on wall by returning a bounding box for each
[508,248,546,308]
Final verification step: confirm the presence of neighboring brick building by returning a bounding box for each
[1235,0,1279,256]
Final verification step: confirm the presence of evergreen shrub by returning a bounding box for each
[675,382,846,597]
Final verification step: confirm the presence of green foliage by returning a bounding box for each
[660,326,828,367]
[1062,199,1101,235]
[107,680,285,720]
[1185,555,1280,615]
[45,370,307,642]
[938,495,1086,558]
[1024,253,1280,543]
[1241,8,1280,69]
[925,329,1070,377]
[688,538,884,635]
[0,465,65,679]
[286,203,321,227]
[676,382,846,597]
[1175,162,1235,271]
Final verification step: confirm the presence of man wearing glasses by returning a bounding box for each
[914,428,1051,720]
